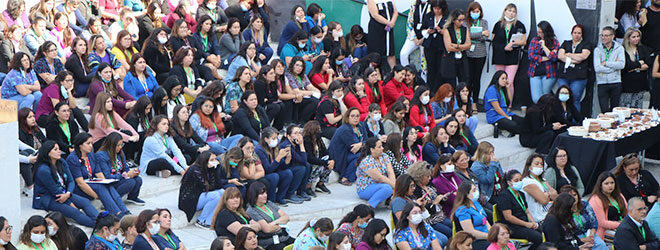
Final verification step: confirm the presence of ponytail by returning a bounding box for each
[92,211,120,235]
[298,217,333,236]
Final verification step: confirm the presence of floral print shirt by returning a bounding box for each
[394,223,440,248]
[356,153,391,192]
[1,69,38,98]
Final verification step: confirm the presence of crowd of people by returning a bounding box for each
[1,0,660,249]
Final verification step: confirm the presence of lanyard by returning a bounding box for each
[459,130,471,146]
[504,23,512,41]
[253,111,262,129]
[573,213,584,228]
[609,198,623,220]
[32,242,44,250]
[571,40,582,53]
[93,234,123,250]
[639,225,646,241]
[533,176,548,190]
[159,233,177,249]
[211,121,219,136]
[353,126,362,141]
[236,212,248,224]
[161,135,169,150]
[473,19,480,27]
[508,187,526,211]
[499,89,507,106]
[60,122,71,144]
[107,114,114,129]
[83,156,93,177]
[418,3,429,22]
[411,230,423,247]
[255,205,275,221]
[455,28,462,44]
[138,74,149,93]
[201,34,209,50]
[604,45,613,61]
[184,66,195,87]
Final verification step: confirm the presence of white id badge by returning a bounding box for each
[455,52,462,59]
[273,235,280,245]
[378,3,383,10]
[470,44,476,52]
[416,23,422,30]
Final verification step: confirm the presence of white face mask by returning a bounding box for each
[443,97,452,103]
[148,223,160,235]
[158,37,168,44]
[531,167,544,176]
[208,161,219,168]
[0,239,7,245]
[48,226,57,236]
[342,243,352,250]
[333,94,343,101]
[318,233,329,242]
[372,113,382,121]
[268,138,279,148]
[410,214,423,225]
[444,164,455,172]
[504,16,515,22]
[420,95,430,105]
[313,37,323,44]
[107,232,118,242]
[31,233,46,244]
[471,191,480,201]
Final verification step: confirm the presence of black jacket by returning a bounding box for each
[170,64,203,89]
[421,14,446,49]
[179,164,222,222]
[254,79,279,106]
[553,100,584,126]
[224,4,249,30]
[168,36,205,64]
[170,121,207,157]
[65,53,95,90]
[621,45,652,93]
[142,43,172,77]
[19,127,46,150]
[231,106,269,141]
[303,138,330,167]
[45,116,80,152]
[542,214,583,250]
[614,216,660,250]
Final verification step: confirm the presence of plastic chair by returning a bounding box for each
[283,244,293,250]
[492,204,531,245]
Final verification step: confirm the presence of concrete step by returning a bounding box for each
[480,135,535,170]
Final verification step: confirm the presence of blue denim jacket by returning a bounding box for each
[470,160,504,201]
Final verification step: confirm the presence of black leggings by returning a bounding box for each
[468,57,487,103]
[266,101,293,130]
[145,158,181,175]
[293,97,319,123]
[320,126,338,140]
[425,46,444,95]
[519,130,557,154]
[36,107,89,131]
[496,115,524,135]
[508,223,543,250]
[20,163,34,187]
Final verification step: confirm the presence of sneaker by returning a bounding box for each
[284,196,303,204]
[298,193,312,201]
[157,170,171,178]
[316,183,331,194]
[22,187,33,198]
[501,129,514,138]
[276,200,289,207]
[195,220,211,229]
[127,198,146,206]
[305,188,317,197]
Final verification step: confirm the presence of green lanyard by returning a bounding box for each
[159,233,177,249]
[473,19,480,27]
[499,89,507,106]
[60,122,71,144]
[236,212,248,224]
[534,176,548,190]
[114,156,122,172]
[455,28,462,44]
[604,46,613,61]
[459,130,471,146]
[503,245,510,250]
[609,198,623,220]
[144,116,150,129]
[508,187,527,211]
[255,205,275,221]
[253,111,262,129]
[107,114,115,129]
[31,242,44,250]
[573,213,584,228]
[161,135,169,150]
[184,66,195,87]
[201,34,209,50]
[211,121,219,136]
[639,225,646,241]
[505,23,512,41]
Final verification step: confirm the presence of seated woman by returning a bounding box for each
[429,83,455,128]
[394,202,445,249]
[66,133,129,218]
[308,55,334,91]
[16,215,58,250]
[65,37,95,97]
[409,86,436,133]
[170,47,204,103]
[279,125,313,203]
[545,147,585,195]
[32,141,98,227]
[453,82,479,132]
[254,65,291,130]
[45,211,89,250]
[97,132,144,205]
[219,18,245,69]
[356,219,391,250]
[588,172,628,242]
[18,108,45,196]
[36,70,88,130]
[520,154,558,223]
[431,154,462,217]
[445,118,468,153]
[88,92,139,150]
[519,94,565,154]
[363,104,385,138]
[234,227,263,250]
[307,26,326,60]
[382,65,413,109]
[337,204,374,249]
[315,81,347,139]
[238,137,271,189]
[137,2,168,46]
[486,223,516,250]
[327,231,351,250]
[344,78,372,122]
[345,25,368,59]
[453,109,479,154]
[122,96,151,160]
[448,232,475,250]
[85,213,123,250]
[212,187,262,242]
[170,105,209,163]
[243,14,272,65]
[192,15,223,81]
[484,71,523,136]
[452,181,491,250]
[132,209,161,250]
[423,126,455,166]
[329,48,352,85]
[302,121,333,195]
[225,65,255,114]
[454,150,478,184]
[543,193,593,250]
[47,12,74,59]
[402,127,422,164]
[383,133,411,178]
[87,63,136,117]
[231,90,270,141]
[152,208,187,250]
[255,127,294,205]
[87,35,123,78]
[284,56,321,123]
[162,76,187,118]
[110,30,138,75]
[141,28,174,83]
[280,31,313,73]
[123,54,158,99]
[178,151,223,228]
[383,101,407,135]
[139,115,189,177]
[245,182,295,249]
[293,218,334,250]
[44,103,79,154]
[118,215,138,249]
[190,95,242,155]
[1,52,42,110]
[554,85,584,126]
[614,153,659,207]
[561,185,609,250]
[217,147,247,195]
[355,137,395,208]
[329,108,368,185]
[151,88,168,117]
[408,162,453,240]
[81,17,112,49]
[497,169,542,249]
[471,142,504,204]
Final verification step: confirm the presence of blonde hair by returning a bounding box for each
[622,27,642,59]
[406,161,431,184]
[499,3,518,27]
[473,141,494,164]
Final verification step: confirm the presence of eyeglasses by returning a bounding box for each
[2,226,12,233]
[637,207,649,211]
[456,18,465,22]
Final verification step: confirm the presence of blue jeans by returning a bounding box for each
[357,183,393,207]
[431,218,451,246]
[270,170,292,203]
[558,78,588,111]
[466,116,478,133]
[287,165,308,197]
[529,76,556,103]
[196,189,224,225]
[49,193,98,227]
[114,176,142,200]
[353,46,368,59]
[208,135,243,155]
[7,91,42,110]
[258,47,274,65]
[75,183,128,215]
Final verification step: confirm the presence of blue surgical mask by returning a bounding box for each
[471,191,479,202]
[240,5,248,11]
[298,43,306,49]
[358,221,368,228]
[60,85,69,99]
[558,93,570,102]
[335,60,343,65]
[470,12,480,20]
[229,160,238,166]
[101,77,111,83]
[511,181,524,191]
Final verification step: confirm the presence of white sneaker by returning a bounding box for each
[156,170,171,178]
[22,187,33,198]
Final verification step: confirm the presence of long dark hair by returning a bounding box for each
[151,88,168,116]
[34,41,56,62]
[339,204,375,225]
[527,94,556,122]
[192,151,216,192]
[18,107,39,135]
[402,127,421,158]
[361,219,390,248]
[287,56,306,77]
[545,147,579,191]
[124,95,152,131]
[488,70,509,105]
[245,181,268,207]
[91,212,119,235]
[308,55,329,79]
[537,20,556,50]
[363,67,382,103]
[302,120,322,156]
[258,127,279,160]
[382,65,405,85]
[383,102,407,131]
[590,172,627,217]
[357,137,380,167]
[72,132,93,161]
[256,65,277,97]
[9,52,32,72]
[141,27,172,55]
[19,215,48,245]
[546,193,576,233]
[410,85,430,115]
[454,82,473,114]
[451,181,476,220]
[384,133,402,161]
[235,227,258,250]
[232,41,256,64]
[45,212,73,250]
[34,140,64,185]
[99,132,125,170]
[170,105,193,138]
[395,202,429,237]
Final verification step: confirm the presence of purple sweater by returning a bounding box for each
[432,172,463,216]
[88,79,136,117]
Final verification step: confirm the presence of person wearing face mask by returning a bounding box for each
[362,104,385,138]
[277,5,312,56]
[85,212,123,250]
[337,204,375,249]
[315,81,348,139]
[16,215,57,250]
[45,211,89,250]
[322,22,346,55]
[429,83,454,127]
[307,26,326,59]
[452,181,491,250]
[0,216,17,250]
[394,202,445,249]
[552,85,583,127]
[327,231,352,250]
[245,182,294,249]
[142,28,174,83]
[179,151,225,228]
[431,154,461,216]
[496,169,542,249]
[293,218,334,250]
[330,47,353,84]
[224,0,253,30]
[520,154,558,223]
[613,197,660,250]
[255,127,294,206]
[133,209,162,250]
[409,86,435,133]
[87,63,137,117]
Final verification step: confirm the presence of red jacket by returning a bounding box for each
[310,73,330,90]
[383,79,414,108]
[365,81,388,114]
[409,104,436,132]
[343,92,371,121]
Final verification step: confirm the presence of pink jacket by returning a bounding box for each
[588,194,628,239]
[89,112,138,143]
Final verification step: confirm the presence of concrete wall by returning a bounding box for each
[0,121,20,243]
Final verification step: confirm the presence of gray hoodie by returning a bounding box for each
[593,40,625,84]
